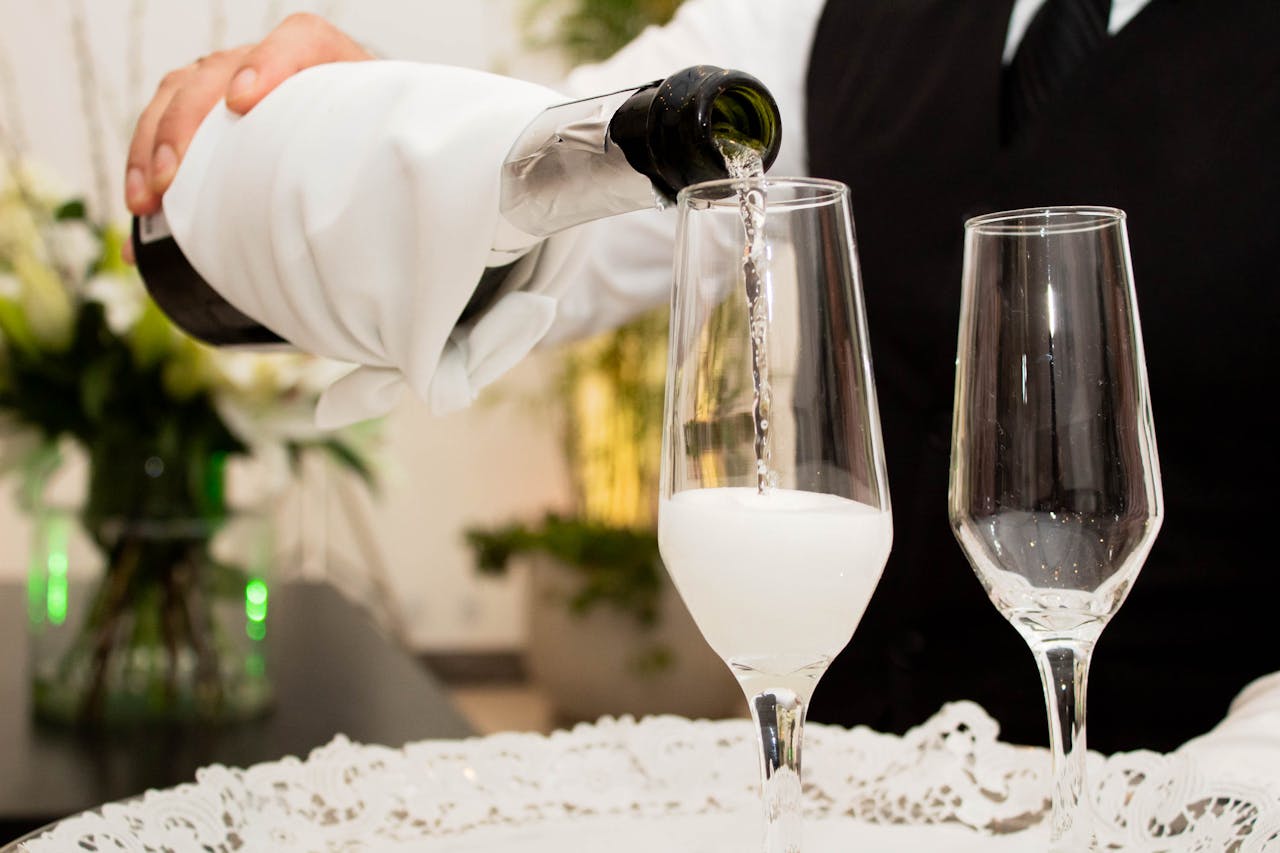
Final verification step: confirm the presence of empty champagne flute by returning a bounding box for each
[949,207,1163,850]
[659,177,892,852]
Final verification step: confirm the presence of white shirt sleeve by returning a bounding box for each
[531,0,825,346]
[162,62,566,426]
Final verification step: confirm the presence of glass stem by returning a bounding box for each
[747,685,810,853]
[1032,640,1097,852]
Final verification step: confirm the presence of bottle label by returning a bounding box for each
[138,211,173,245]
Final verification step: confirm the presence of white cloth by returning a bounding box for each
[1178,671,1280,785]
[163,61,563,427]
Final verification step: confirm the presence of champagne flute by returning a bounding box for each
[659,177,892,852]
[949,207,1163,850]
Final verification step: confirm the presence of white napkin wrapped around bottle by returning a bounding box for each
[162,60,568,427]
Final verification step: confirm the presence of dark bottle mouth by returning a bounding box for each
[610,65,782,201]
[706,78,782,161]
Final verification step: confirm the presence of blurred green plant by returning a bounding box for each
[522,0,684,65]
[0,158,378,725]
[469,512,663,626]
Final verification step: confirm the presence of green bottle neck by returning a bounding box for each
[608,65,782,200]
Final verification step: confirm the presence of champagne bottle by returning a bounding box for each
[133,65,781,347]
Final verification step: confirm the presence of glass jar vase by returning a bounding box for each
[26,502,274,728]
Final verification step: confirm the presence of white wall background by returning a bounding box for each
[0,0,580,651]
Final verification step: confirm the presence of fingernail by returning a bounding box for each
[229,67,257,101]
[125,167,146,205]
[152,144,177,187]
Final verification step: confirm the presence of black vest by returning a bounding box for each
[805,0,1280,751]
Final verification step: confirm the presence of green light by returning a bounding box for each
[47,574,68,626]
[245,580,268,621]
[45,517,71,626]
[245,578,268,639]
[246,579,268,606]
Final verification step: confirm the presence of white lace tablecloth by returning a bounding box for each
[19,700,1280,851]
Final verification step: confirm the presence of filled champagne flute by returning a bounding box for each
[659,177,892,852]
[949,207,1163,850]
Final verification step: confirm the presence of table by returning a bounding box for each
[0,581,472,846]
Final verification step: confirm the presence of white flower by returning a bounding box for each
[46,219,101,286]
[0,194,44,264]
[11,253,73,350]
[83,272,146,334]
[216,393,326,446]
[222,441,294,508]
[215,351,353,399]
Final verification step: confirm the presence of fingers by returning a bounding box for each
[149,49,252,193]
[125,67,182,215]
[123,13,373,218]
[224,13,374,114]
[125,48,249,215]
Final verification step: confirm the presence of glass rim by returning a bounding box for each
[965,205,1126,235]
[677,175,849,209]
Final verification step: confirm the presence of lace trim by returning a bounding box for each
[21,702,1280,851]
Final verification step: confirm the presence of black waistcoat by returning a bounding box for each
[804,0,1280,751]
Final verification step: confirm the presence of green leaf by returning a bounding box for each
[523,0,684,63]
[78,357,114,422]
[0,298,39,356]
[94,224,131,275]
[318,438,378,491]
[53,199,87,221]
[628,643,673,675]
[128,299,175,368]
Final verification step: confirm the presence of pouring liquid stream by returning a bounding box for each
[715,136,775,494]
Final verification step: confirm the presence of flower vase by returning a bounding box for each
[25,447,274,728]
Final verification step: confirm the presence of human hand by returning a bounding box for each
[124,13,372,223]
